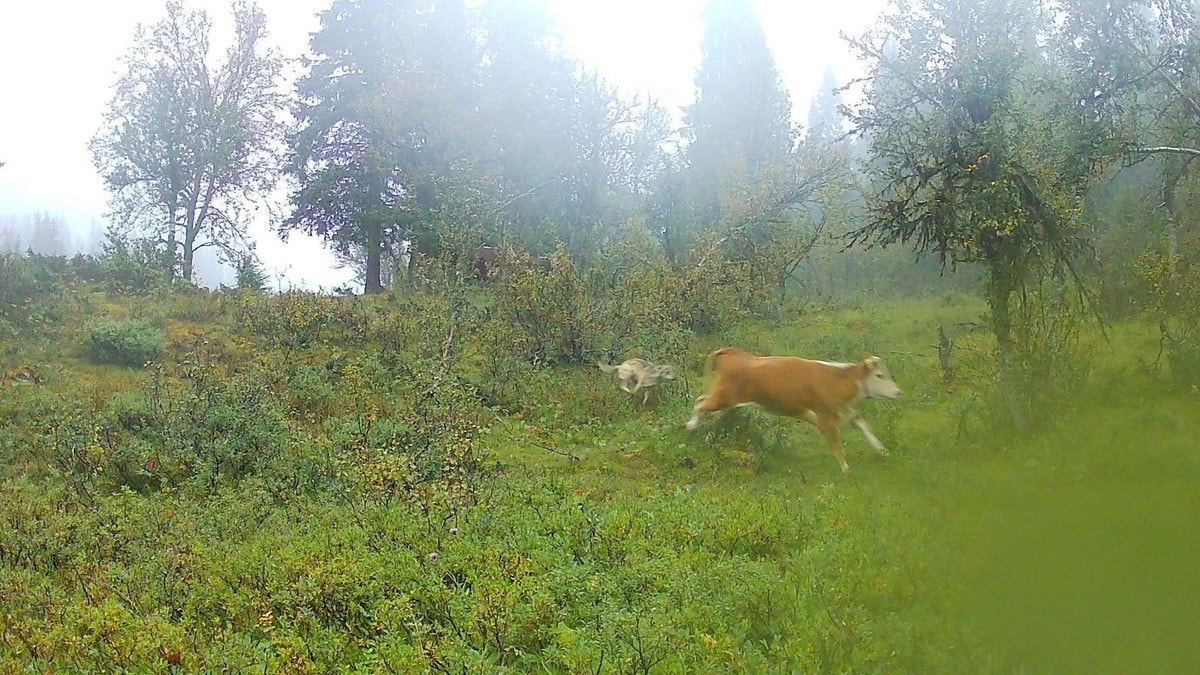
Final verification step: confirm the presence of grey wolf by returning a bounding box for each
[598,358,677,406]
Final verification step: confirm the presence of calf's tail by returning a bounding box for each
[705,347,741,374]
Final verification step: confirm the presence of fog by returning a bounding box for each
[0,0,884,289]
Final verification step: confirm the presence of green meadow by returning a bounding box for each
[1,278,1195,673]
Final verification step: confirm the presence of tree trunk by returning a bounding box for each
[986,266,1016,359]
[775,270,788,325]
[406,239,420,282]
[165,209,178,282]
[182,229,195,283]
[364,219,383,294]
[986,263,1027,431]
[937,325,954,384]
[1163,169,1179,264]
[660,225,678,267]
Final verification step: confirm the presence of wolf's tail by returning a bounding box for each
[597,360,618,373]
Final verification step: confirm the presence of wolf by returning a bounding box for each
[598,358,677,406]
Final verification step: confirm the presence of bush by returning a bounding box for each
[233,253,270,292]
[1138,233,1200,386]
[949,276,1093,437]
[0,252,69,331]
[97,228,169,294]
[585,224,698,358]
[486,245,591,365]
[86,318,164,367]
[233,291,370,353]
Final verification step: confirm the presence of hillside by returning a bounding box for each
[1,273,1196,672]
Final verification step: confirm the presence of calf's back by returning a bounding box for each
[713,352,863,417]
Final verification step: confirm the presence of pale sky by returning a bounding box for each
[0,0,886,289]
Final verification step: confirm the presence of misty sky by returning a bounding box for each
[0,0,885,289]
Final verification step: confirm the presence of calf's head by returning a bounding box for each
[862,354,902,399]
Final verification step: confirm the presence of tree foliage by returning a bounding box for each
[682,0,796,233]
[286,0,455,293]
[90,0,285,284]
[807,67,845,145]
[286,0,663,290]
[846,0,1098,352]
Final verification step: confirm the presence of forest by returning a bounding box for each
[1,0,1198,671]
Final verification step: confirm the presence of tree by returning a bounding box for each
[85,219,106,256]
[30,212,68,256]
[289,0,653,286]
[1060,0,1199,259]
[614,96,675,203]
[233,251,270,292]
[670,0,844,315]
[807,66,845,144]
[683,0,796,232]
[473,0,593,254]
[0,215,21,253]
[846,0,1096,355]
[287,0,479,293]
[1056,0,1200,379]
[91,0,285,284]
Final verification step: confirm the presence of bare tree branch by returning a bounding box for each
[1129,145,1200,158]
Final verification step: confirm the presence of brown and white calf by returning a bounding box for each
[685,347,902,473]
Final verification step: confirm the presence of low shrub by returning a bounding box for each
[0,253,62,323]
[1137,232,1200,387]
[85,317,164,367]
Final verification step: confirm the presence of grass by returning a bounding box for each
[485,293,1200,673]
[1,287,1197,672]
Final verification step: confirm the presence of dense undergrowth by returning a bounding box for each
[0,261,1197,672]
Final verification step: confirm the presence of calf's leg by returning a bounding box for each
[685,392,730,430]
[852,416,888,456]
[815,414,851,473]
